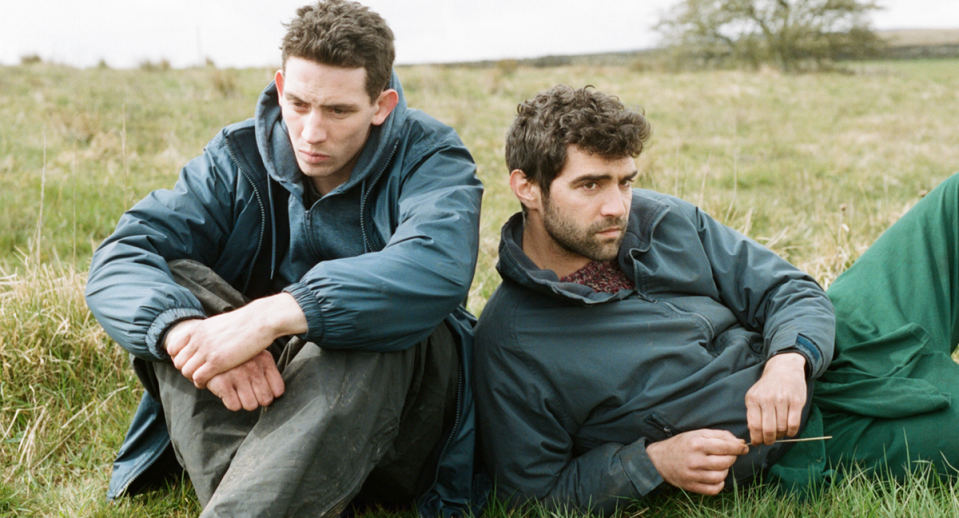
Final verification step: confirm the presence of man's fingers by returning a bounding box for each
[208,378,242,412]
[191,363,214,388]
[235,380,259,411]
[691,466,730,485]
[694,454,740,472]
[693,430,749,455]
[787,400,803,438]
[746,400,763,446]
[685,480,726,495]
[249,370,276,407]
[265,363,285,398]
[762,403,778,445]
[703,439,749,457]
[221,388,242,411]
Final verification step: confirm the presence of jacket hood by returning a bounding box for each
[495,191,670,305]
[253,70,409,197]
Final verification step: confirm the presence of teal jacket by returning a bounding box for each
[474,190,835,514]
[86,73,484,517]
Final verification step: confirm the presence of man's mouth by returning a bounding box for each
[596,227,622,238]
[299,150,329,164]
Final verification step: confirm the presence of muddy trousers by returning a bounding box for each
[136,261,458,517]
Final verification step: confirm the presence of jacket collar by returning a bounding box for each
[495,190,670,304]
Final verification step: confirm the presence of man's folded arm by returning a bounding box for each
[690,202,836,378]
[476,349,663,515]
[86,146,237,361]
[481,405,664,515]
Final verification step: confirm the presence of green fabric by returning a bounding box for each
[771,172,959,493]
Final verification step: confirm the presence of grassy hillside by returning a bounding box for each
[2,59,959,516]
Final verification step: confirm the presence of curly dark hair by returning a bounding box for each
[281,0,395,101]
[505,85,651,194]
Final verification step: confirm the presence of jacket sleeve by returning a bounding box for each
[281,126,483,351]
[85,136,239,361]
[475,320,662,515]
[690,203,836,378]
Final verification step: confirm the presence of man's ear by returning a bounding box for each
[509,169,542,212]
[371,89,399,126]
[274,69,285,98]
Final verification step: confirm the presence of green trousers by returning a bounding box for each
[773,172,959,488]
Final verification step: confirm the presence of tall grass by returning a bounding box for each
[1,59,959,515]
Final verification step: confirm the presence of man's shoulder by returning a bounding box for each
[198,118,270,184]
[214,118,258,150]
[396,108,461,151]
[631,188,696,214]
[474,278,561,349]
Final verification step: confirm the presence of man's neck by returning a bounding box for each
[521,220,589,279]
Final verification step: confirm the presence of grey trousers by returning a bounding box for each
[138,260,458,517]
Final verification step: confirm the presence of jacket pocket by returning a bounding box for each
[643,412,679,441]
[710,327,764,358]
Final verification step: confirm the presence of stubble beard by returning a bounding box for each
[542,195,626,263]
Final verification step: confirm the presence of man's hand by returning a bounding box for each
[206,351,285,411]
[646,429,749,495]
[164,293,307,388]
[744,352,807,446]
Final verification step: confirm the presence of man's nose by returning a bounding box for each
[600,188,628,218]
[302,112,328,144]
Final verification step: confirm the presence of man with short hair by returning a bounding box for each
[86,1,482,516]
[473,85,835,513]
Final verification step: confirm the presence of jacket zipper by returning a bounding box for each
[224,143,266,293]
[645,414,678,438]
[630,254,715,341]
[359,142,399,252]
[114,437,172,498]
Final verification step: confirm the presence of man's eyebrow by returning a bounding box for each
[284,91,308,104]
[324,103,360,111]
[573,170,639,183]
[284,92,359,111]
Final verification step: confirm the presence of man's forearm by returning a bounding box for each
[165,292,308,387]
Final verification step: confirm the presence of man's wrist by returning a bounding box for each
[768,349,810,378]
[245,292,308,340]
[765,351,807,376]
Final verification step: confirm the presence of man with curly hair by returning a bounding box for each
[86,1,482,516]
[473,85,835,513]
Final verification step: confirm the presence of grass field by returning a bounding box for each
[2,58,959,516]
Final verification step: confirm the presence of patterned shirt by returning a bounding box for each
[560,260,635,294]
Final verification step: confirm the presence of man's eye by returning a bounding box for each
[583,182,597,190]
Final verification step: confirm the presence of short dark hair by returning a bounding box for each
[281,0,395,101]
[505,85,651,195]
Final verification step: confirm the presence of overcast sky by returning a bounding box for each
[2,0,957,69]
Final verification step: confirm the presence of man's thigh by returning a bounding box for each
[150,359,259,505]
[203,323,458,517]
[356,321,459,504]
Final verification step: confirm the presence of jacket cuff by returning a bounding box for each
[769,332,823,379]
[145,307,207,360]
[620,438,665,497]
[283,282,324,343]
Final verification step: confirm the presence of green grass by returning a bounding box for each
[2,59,959,516]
